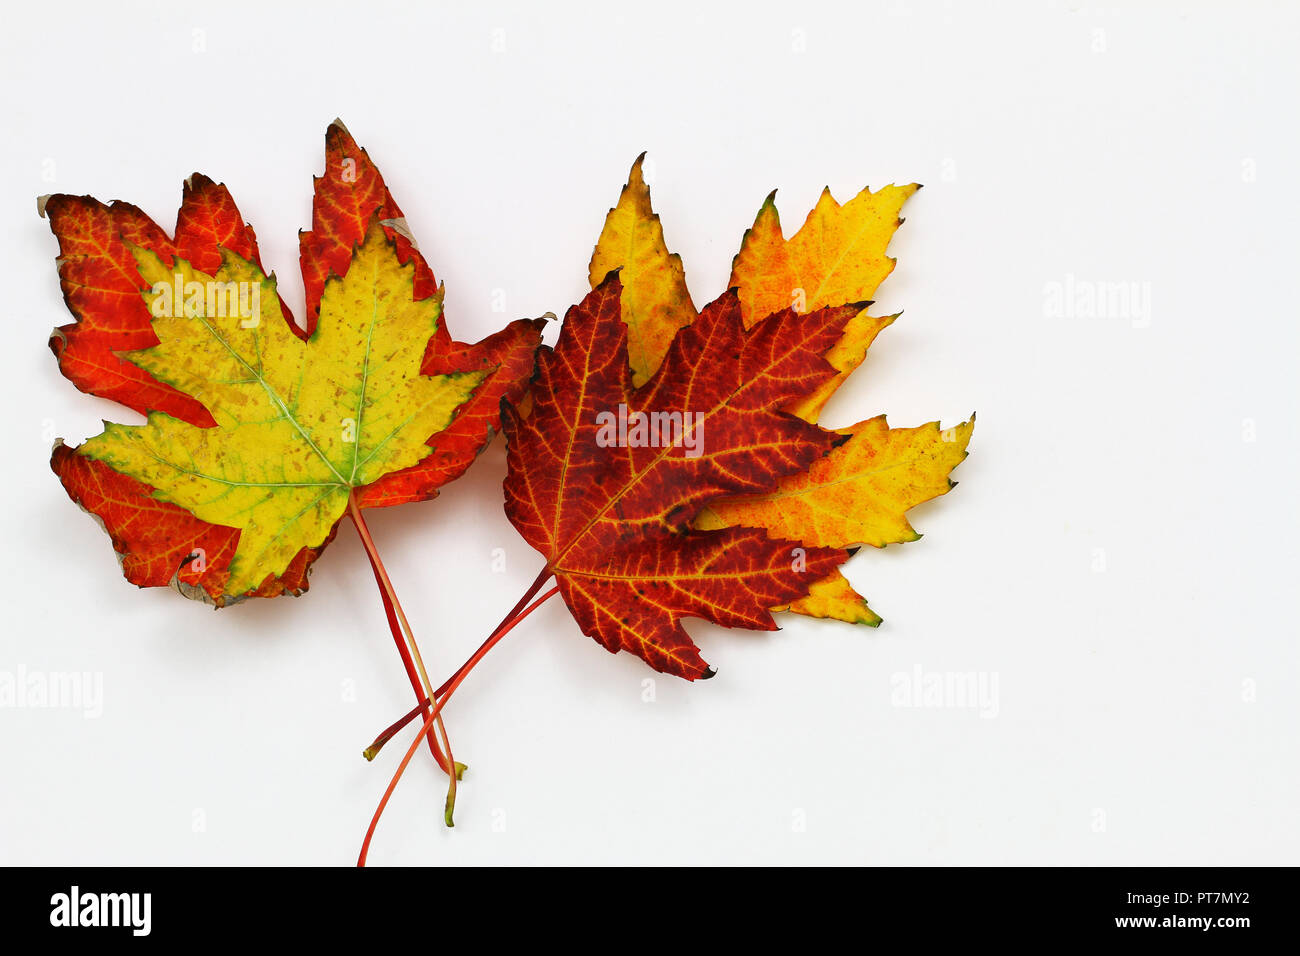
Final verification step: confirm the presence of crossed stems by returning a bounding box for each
[347,490,462,823]
[355,565,559,866]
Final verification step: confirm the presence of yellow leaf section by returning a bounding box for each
[728,184,919,423]
[79,220,484,596]
[697,415,973,549]
[713,185,924,626]
[779,570,882,627]
[588,154,696,387]
[793,310,897,423]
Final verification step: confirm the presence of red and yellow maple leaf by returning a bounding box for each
[45,121,542,605]
[588,158,972,628]
[356,159,976,857]
[501,274,858,678]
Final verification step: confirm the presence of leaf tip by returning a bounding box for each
[182,172,220,195]
[627,152,649,187]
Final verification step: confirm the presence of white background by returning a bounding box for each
[1,0,1296,866]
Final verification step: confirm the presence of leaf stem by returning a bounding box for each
[362,565,555,759]
[359,538,450,772]
[347,489,454,780]
[357,582,561,865]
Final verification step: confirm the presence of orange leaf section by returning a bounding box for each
[729,185,917,330]
[502,273,856,679]
[728,185,918,423]
[44,172,302,424]
[42,176,273,427]
[47,122,542,603]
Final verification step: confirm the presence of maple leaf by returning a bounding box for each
[501,273,857,679]
[587,158,972,627]
[45,121,541,605]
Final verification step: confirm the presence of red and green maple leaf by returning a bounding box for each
[43,122,546,816]
[45,120,541,605]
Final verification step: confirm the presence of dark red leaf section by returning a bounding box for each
[502,273,854,678]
